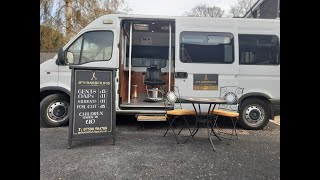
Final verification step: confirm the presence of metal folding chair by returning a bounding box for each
[212,86,244,141]
[161,85,195,144]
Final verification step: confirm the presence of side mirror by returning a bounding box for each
[57,47,66,65]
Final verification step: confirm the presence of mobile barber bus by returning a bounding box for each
[40,14,280,130]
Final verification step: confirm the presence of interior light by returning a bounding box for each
[134,24,149,31]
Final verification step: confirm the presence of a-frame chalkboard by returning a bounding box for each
[68,66,116,148]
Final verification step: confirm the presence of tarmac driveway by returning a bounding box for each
[40,117,280,180]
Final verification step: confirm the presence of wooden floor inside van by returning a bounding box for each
[120,94,166,108]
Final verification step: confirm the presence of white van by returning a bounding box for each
[40,14,280,129]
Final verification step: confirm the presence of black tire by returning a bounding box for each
[238,98,270,130]
[40,93,70,127]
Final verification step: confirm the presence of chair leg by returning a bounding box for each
[229,117,239,140]
[191,121,200,137]
[182,116,194,140]
[163,116,180,144]
[180,118,198,144]
[212,115,221,135]
[176,116,194,141]
[163,116,176,137]
[177,117,190,134]
[163,118,171,137]
[177,116,184,135]
[209,116,222,141]
[207,121,216,151]
[212,115,239,143]
[210,122,222,141]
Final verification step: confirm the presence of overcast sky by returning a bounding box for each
[127,0,237,16]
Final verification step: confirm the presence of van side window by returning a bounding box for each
[66,31,114,65]
[180,32,234,64]
[239,34,280,65]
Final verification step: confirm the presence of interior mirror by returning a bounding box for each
[57,47,66,65]
[66,52,74,64]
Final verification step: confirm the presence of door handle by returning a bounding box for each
[175,72,188,79]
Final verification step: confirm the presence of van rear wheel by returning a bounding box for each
[40,94,69,127]
[238,98,270,130]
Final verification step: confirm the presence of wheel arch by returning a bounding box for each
[40,86,71,102]
[239,92,271,103]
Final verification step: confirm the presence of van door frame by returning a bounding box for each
[119,18,175,104]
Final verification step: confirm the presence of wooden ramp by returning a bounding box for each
[136,115,167,121]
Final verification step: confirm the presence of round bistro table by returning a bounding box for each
[180,97,227,151]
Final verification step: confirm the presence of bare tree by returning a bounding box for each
[40,25,65,51]
[185,4,225,18]
[40,0,56,25]
[68,0,131,38]
[230,0,257,17]
[66,0,72,38]
[40,0,131,46]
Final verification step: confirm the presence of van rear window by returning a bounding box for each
[239,34,280,65]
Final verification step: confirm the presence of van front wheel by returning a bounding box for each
[40,94,69,127]
[238,98,270,130]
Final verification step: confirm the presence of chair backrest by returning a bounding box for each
[145,65,162,82]
[160,85,182,110]
[218,86,244,112]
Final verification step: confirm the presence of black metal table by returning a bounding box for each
[180,97,227,151]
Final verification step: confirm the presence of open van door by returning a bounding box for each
[174,18,239,109]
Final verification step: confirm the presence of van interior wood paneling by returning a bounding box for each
[119,64,129,103]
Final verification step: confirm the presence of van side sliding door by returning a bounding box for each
[175,18,239,110]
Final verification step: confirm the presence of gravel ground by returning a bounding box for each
[40,117,280,180]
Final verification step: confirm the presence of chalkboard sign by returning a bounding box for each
[68,66,116,148]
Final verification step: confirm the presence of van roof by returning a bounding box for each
[83,13,279,30]
[101,13,279,21]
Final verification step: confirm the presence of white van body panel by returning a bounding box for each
[40,58,59,89]
[236,20,280,100]
[40,14,279,119]
[41,14,280,100]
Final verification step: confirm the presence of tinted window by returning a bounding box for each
[239,34,280,65]
[66,31,113,65]
[180,32,234,64]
